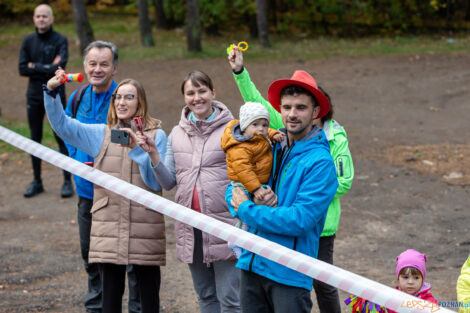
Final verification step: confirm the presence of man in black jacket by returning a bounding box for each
[19,4,73,198]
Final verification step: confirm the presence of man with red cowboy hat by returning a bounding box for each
[226,70,338,312]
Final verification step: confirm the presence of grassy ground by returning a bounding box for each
[1,10,470,67]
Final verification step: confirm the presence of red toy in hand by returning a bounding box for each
[133,116,144,135]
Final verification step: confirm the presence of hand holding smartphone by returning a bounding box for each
[111,129,130,145]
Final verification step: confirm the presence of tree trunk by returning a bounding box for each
[138,0,155,46]
[466,0,470,21]
[446,0,451,23]
[249,13,258,38]
[71,0,95,55]
[268,0,277,29]
[255,0,270,47]
[186,0,202,52]
[153,0,169,29]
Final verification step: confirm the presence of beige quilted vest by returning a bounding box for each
[88,125,166,266]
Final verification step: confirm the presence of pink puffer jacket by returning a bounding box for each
[172,101,237,264]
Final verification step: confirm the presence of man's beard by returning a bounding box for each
[286,119,309,135]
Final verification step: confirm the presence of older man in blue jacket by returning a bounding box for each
[226,70,338,313]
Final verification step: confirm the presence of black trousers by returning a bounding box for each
[240,270,312,313]
[313,235,341,313]
[98,263,160,313]
[78,197,141,313]
[26,96,70,181]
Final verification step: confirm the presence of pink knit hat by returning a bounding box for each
[395,249,427,280]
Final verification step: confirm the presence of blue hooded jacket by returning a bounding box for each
[225,126,338,290]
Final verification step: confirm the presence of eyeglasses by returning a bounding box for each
[113,94,135,101]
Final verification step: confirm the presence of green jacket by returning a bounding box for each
[457,255,470,313]
[233,68,354,236]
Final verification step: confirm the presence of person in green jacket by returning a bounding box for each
[457,255,470,313]
[228,46,354,313]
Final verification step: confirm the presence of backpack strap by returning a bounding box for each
[71,84,90,118]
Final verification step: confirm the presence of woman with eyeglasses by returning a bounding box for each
[43,68,166,313]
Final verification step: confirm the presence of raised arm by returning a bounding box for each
[228,47,284,129]
[44,68,104,157]
[62,89,79,157]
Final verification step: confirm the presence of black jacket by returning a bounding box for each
[19,27,68,100]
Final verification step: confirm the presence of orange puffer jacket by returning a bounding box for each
[221,119,279,193]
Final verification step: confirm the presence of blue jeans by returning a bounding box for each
[78,196,141,313]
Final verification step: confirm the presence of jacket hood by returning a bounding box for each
[179,100,233,137]
[323,119,347,142]
[221,119,268,152]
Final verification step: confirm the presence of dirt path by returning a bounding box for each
[1,50,469,312]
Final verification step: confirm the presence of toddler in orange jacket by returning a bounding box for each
[221,102,284,197]
[221,101,284,257]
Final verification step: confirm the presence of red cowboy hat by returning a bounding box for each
[267,70,330,120]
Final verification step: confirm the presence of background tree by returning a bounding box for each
[255,0,270,47]
[231,0,258,38]
[186,0,202,51]
[153,0,170,29]
[137,0,155,46]
[72,0,95,55]
[2,0,470,38]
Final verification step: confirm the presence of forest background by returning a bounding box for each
[2,0,470,54]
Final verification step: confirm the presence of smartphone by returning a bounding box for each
[111,129,130,145]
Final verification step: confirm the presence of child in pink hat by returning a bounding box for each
[345,249,438,312]
[395,249,437,301]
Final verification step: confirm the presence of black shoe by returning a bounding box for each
[24,180,44,198]
[61,180,74,198]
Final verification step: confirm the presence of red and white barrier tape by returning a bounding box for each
[0,124,453,313]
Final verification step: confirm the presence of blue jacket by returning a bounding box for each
[225,126,338,290]
[64,81,118,199]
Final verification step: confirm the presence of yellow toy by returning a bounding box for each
[226,41,249,55]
